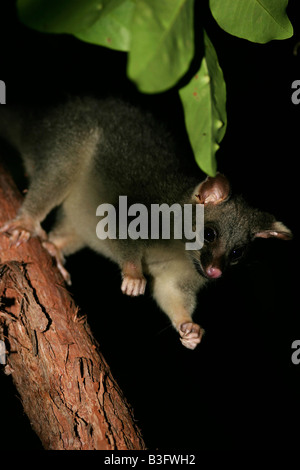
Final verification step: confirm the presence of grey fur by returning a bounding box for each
[0,97,292,349]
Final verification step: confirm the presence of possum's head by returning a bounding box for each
[189,173,292,280]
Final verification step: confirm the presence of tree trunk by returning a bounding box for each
[0,159,146,450]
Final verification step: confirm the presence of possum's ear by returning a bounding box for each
[194,173,231,205]
[254,220,293,240]
[250,209,293,240]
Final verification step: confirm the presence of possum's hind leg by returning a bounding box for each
[43,211,86,285]
[0,117,100,246]
[0,214,47,247]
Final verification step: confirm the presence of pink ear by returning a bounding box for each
[195,173,231,205]
[254,221,293,240]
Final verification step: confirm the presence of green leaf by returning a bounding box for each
[209,0,293,43]
[17,0,101,34]
[179,31,227,176]
[76,0,134,51]
[17,0,134,51]
[127,0,195,93]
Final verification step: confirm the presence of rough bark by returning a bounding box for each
[0,160,146,450]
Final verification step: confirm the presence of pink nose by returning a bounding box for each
[205,266,222,279]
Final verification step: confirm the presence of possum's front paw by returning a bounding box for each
[179,322,205,350]
[0,215,47,247]
[121,275,146,297]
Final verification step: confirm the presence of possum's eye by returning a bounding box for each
[204,227,217,243]
[229,246,246,263]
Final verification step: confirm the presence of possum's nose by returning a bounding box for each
[205,266,222,279]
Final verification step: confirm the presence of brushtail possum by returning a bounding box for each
[0,97,292,349]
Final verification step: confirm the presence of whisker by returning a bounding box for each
[156,324,173,336]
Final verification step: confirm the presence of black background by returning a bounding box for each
[0,0,299,451]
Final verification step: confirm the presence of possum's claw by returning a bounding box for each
[42,240,72,285]
[121,275,146,297]
[179,322,205,350]
[10,229,31,247]
[0,216,47,246]
[0,217,71,284]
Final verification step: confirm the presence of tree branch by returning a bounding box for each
[0,159,146,450]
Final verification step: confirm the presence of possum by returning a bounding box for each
[0,97,292,349]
